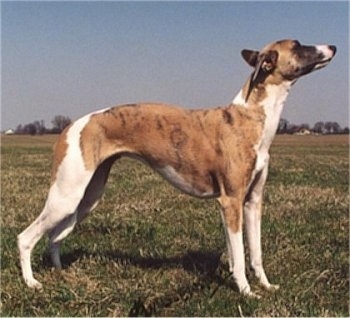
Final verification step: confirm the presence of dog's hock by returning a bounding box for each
[18,234,43,289]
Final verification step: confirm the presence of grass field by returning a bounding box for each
[1,134,349,316]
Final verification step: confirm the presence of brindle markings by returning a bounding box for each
[209,171,220,195]
[235,103,265,124]
[215,142,223,156]
[194,113,207,137]
[156,115,163,130]
[103,107,122,123]
[192,110,222,159]
[222,109,234,125]
[122,103,139,108]
[79,102,264,216]
[119,112,126,127]
[170,123,188,148]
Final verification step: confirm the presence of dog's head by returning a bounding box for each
[242,39,336,101]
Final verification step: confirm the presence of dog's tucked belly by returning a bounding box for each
[155,165,220,198]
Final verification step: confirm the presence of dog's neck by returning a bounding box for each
[232,76,293,149]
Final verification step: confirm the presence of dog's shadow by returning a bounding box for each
[43,247,237,316]
[45,247,235,284]
[48,247,222,277]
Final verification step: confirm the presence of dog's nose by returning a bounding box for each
[329,45,337,55]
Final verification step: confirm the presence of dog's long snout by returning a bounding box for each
[329,45,337,55]
[320,44,337,58]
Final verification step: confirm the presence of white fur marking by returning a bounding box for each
[315,45,334,59]
[247,83,291,187]
[244,193,270,288]
[259,83,291,148]
[227,229,251,294]
[232,89,246,106]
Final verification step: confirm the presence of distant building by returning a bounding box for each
[4,129,15,135]
[294,128,311,135]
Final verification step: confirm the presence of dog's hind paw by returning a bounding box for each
[265,283,280,292]
[26,278,43,290]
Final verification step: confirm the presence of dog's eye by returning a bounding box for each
[293,41,301,48]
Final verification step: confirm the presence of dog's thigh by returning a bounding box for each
[76,156,117,223]
[48,157,117,268]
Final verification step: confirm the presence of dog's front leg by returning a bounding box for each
[218,196,258,297]
[244,164,279,291]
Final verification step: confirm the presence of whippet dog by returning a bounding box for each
[18,39,336,297]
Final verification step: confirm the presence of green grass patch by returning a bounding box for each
[1,135,349,316]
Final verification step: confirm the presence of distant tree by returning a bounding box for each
[324,121,333,134]
[15,124,24,134]
[24,123,37,135]
[51,115,71,133]
[343,127,349,134]
[33,120,46,135]
[324,121,341,134]
[277,118,289,134]
[332,122,341,134]
[313,121,325,134]
[286,124,299,134]
[299,123,310,130]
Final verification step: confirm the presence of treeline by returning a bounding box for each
[14,116,72,135]
[277,119,349,135]
[8,116,349,135]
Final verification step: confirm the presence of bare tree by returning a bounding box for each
[277,118,289,134]
[51,115,71,133]
[33,120,46,135]
[331,122,341,134]
[313,121,325,134]
[324,121,340,134]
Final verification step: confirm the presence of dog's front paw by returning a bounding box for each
[245,290,262,299]
[240,285,262,299]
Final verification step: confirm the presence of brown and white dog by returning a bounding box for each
[18,39,336,297]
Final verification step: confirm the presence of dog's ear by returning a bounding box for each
[244,50,279,102]
[241,49,260,67]
[242,49,278,69]
[251,50,279,82]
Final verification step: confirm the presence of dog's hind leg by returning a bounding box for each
[76,156,118,224]
[48,213,78,269]
[18,166,95,289]
[48,156,117,268]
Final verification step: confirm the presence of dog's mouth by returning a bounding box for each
[312,45,336,70]
[297,56,334,77]
[312,57,334,70]
[293,45,336,77]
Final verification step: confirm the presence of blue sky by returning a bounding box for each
[2,1,349,130]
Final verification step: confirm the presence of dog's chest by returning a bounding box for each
[251,84,290,174]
